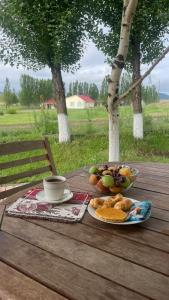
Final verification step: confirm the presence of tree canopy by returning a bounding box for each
[0,0,87,70]
[89,0,169,67]
[19,75,53,106]
[2,78,18,106]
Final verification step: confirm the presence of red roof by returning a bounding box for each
[78,95,95,103]
[44,99,56,105]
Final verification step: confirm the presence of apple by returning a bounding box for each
[89,166,99,174]
[122,177,131,189]
[102,175,114,187]
[96,179,109,193]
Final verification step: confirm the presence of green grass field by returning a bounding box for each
[0,102,169,179]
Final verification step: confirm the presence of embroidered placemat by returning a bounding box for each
[6,188,92,223]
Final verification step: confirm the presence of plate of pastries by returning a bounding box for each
[88,193,151,225]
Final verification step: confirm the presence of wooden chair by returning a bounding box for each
[0,137,57,200]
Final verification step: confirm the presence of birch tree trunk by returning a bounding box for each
[51,65,70,143]
[108,0,138,162]
[131,40,143,139]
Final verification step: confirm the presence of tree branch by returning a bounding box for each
[117,45,169,104]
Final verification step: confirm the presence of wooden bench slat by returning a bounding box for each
[0,154,47,170]
[0,140,44,155]
[0,180,41,201]
[44,137,57,175]
[0,166,50,184]
[0,231,147,300]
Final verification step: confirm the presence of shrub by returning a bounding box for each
[6,108,17,114]
[33,109,58,135]
[0,111,4,116]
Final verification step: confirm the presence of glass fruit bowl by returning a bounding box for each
[87,164,139,194]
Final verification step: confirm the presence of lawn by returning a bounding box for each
[0,102,169,179]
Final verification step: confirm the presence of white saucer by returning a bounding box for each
[36,189,73,204]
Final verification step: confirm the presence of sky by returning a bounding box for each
[0,41,169,94]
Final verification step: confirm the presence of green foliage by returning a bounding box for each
[33,109,58,135]
[88,83,99,100]
[6,108,17,114]
[89,0,169,66]
[142,85,159,104]
[0,111,4,116]
[19,74,53,106]
[2,78,18,106]
[99,76,108,104]
[1,104,169,177]
[67,80,99,100]
[120,73,159,105]
[0,0,88,71]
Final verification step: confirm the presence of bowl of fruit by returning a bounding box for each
[88,164,139,194]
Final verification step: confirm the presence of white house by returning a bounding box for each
[66,95,95,109]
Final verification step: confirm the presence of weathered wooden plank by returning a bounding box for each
[0,181,41,201]
[0,154,47,170]
[0,231,147,300]
[0,205,5,228]
[3,216,169,276]
[0,166,50,184]
[139,218,169,235]
[135,176,169,192]
[125,188,169,211]
[44,137,57,175]
[138,171,169,182]
[134,181,169,194]
[1,221,169,300]
[152,207,169,222]
[82,214,169,253]
[129,162,169,171]
[0,261,66,300]
[0,140,44,155]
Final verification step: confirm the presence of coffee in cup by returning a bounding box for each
[43,175,67,201]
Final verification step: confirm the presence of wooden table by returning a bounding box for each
[0,162,169,300]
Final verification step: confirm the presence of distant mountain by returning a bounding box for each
[159,92,169,100]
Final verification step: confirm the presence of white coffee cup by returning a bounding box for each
[43,175,67,202]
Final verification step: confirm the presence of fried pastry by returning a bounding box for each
[114,198,132,211]
[96,207,127,222]
[102,198,114,208]
[90,198,104,209]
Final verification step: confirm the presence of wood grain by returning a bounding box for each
[1,162,169,299]
[0,261,66,300]
[0,154,47,170]
[0,231,147,300]
[2,216,169,276]
[83,214,169,253]
[1,219,169,300]
[0,205,5,228]
[44,137,57,175]
[0,140,44,155]
[0,166,50,184]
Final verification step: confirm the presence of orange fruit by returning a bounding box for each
[109,186,123,194]
[119,167,132,177]
[89,174,98,185]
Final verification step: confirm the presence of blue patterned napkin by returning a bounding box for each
[128,201,151,222]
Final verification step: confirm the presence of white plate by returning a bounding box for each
[87,196,151,225]
[36,189,73,204]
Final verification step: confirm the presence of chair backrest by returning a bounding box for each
[0,137,57,199]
